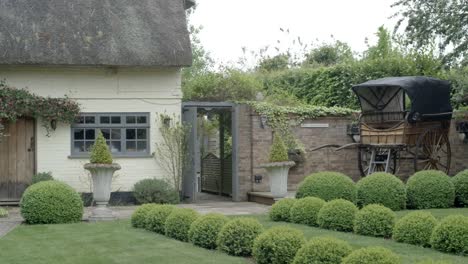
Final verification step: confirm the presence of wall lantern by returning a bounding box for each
[50,119,57,130]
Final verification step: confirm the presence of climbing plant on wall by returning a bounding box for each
[0,80,81,136]
[246,101,355,153]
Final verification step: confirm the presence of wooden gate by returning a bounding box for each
[0,118,35,203]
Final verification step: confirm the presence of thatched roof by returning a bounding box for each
[0,0,192,67]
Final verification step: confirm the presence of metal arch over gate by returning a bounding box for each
[182,102,240,202]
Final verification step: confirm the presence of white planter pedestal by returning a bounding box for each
[260,161,295,198]
[84,163,121,221]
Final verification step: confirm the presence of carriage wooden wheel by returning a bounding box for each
[414,128,451,173]
[358,147,398,176]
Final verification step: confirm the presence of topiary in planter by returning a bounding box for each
[292,237,352,264]
[20,181,83,224]
[342,247,400,264]
[430,215,468,255]
[188,213,228,249]
[164,208,199,242]
[356,172,406,210]
[253,226,305,264]
[90,130,113,164]
[453,170,468,207]
[131,203,159,228]
[290,197,325,226]
[269,133,289,162]
[354,204,396,238]
[144,204,176,234]
[406,170,455,209]
[217,218,264,256]
[133,178,179,205]
[393,211,438,247]
[269,198,296,222]
[296,171,357,202]
[317,199,358,232]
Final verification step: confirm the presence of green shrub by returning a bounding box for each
[144,204,175,234]
[20,181,83,224]
[356,172,406,210]
[0,207,8,218]
[393,211,438,247]
[32,172,54,184]
[269,133,289,162]
[188,213,228,249]
[131,203,159,228]
[89,130,112,164]
[133,178,179,205]
[317,199,358,232]
[416,259,453,264]
[253,226,305,264]
[453,170,468,207]
[406,170,455,209]
[430,215,468,255]
[217,218,264,256]
[342,247,400,264]
[292,237,352,264]
[296,171,357,202]
[269,198,296,222]
[164,208,199,242]
[354,204,396,238]
[290,197,325,226]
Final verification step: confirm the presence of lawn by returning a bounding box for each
[0,208,466,264]
[0,220,248,264]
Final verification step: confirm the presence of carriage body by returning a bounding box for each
[352,77,453,175]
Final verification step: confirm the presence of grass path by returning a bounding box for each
[0,220,248,264]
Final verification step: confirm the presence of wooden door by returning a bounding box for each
[0,118,35,202]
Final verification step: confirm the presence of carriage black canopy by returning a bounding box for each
[352,76,452,121]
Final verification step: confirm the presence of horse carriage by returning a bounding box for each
[313,76,453,176]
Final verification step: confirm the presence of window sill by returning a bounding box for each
[68,154,154,159]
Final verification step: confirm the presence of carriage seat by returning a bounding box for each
[360,111,407,130]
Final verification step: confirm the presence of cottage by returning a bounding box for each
[0,0,194,203]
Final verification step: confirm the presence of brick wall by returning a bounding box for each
[237,104,468,201]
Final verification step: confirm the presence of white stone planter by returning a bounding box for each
[84,163,121,221]
[260,161,295,198]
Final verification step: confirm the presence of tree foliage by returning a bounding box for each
[392,0,468,65]
[304,40,354,66]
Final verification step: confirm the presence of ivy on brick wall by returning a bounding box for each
[244,101,355,152]
[0,80,81,136]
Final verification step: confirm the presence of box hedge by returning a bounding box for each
[253,226,305,264]
[393,211,438,247]
[356,172,406,210]
[296,172,357,202]
[144,204,175,234]
[269,198,296,222]
[131,203,159,228]
[406,170,455,209]
[188,213,228,249]
[292,237,352,264]
[317,199,358,232]
[430,215,468,255]
[133,178,179,205]
[354,204,396,238]
[20,181,83,224]
[342,247,400,264]
[453,170,468,207]
[290,197,325,226]
[217,218,264,256]
[164,208,199,242]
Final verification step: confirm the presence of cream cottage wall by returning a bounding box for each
[0,66,182,192]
